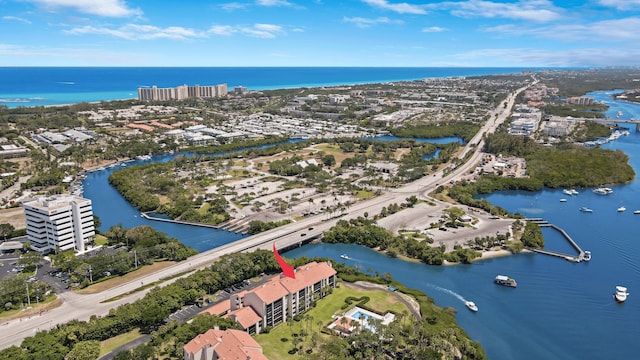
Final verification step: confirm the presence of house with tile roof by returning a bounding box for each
[183,328,268,360]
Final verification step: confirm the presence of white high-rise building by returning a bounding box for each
[22,195,95,253]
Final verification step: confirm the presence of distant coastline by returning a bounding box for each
[0,66,545,108]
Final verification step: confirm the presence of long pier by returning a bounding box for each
[525,218,588,263]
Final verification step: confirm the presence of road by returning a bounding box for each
[0,79,534,350]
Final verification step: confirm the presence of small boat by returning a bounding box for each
[562,189,579,196]
[614,286,629,303]
[583,250,591,261]
[617,206,626,212]
[465,301,478,312]
[579,207,593,213]
[634,210,640,214]
[340,254,349,260]
[560,198,567,202]
[593,187,613,195]
[495,275,517,288]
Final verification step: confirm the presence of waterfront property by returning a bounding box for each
[183,328,268,360]
[138,83,228,101]
[22,195,95,253]
[200,261,337,335]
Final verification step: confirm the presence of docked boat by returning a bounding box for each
[583,250,591,261]
[579,207,593,213]
[593,187,613,195]
[617,206,626,212]
[465,301,478,312]
[560,198,567,202]
[495,275,517,287]
[562,189,579,196]
[614,286,629,303]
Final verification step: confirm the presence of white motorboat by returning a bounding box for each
[593,187,613,195]
[634,210,640,214]
[560,198,567,202]
[618,206,626,212]
[563,189,579,195]
[614,286,629,303]
[583,250,591,261]
[579,207,593,213]
[340,254,349,260]
[495,275,518,288]
[465,301,478,312]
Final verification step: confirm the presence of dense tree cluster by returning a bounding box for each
[483,133,634,188]
[247,219,293,234]
[0,275,52,314]
[391,121,481,142]
[520,222,545,248]
[323,218,480,265]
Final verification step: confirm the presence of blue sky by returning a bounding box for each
[1,0,639,67]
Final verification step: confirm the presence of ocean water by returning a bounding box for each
[0,67,536,108]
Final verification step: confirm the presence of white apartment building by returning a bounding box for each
[22,195,95,253]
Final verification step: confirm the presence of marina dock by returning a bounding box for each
[525,218,588,262]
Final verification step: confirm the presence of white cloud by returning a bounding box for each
[432,0,561,22]
[422,26,446,32]
[343,16,403,28]
[362,0,427,15]
[208,25,236,36]
[208,23,286,38]
[256,0,293,6]
[484,17,640,42]
[221,2,247,11]
[65,24,203,40]
[597,0,640,11]
[26,0,142,17]
[2,16,32,24]
[241,23,284,38]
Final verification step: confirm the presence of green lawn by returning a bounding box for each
[94,234,109,246]
[355,190,375,199]
[255,282,411,359]
[99,328,143,357]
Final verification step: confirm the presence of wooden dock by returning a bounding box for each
[525,218,587,263]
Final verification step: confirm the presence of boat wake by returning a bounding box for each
[429,284,468,303]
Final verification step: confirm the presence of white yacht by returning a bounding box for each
[340,254,349,260]
[560,198,567,202]
[614,286,629,303]
[563,189,579,196]
[579,207,593,213]
[583,251,591,261]
[618,206,626,212]
[634,210,640,215]
[593,187,613,195]
[465,301,478,312]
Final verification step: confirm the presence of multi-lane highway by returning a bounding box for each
[0,79,534,350]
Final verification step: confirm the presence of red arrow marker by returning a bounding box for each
[273,242,295,279]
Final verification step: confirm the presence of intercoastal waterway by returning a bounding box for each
[78,91,640,359]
